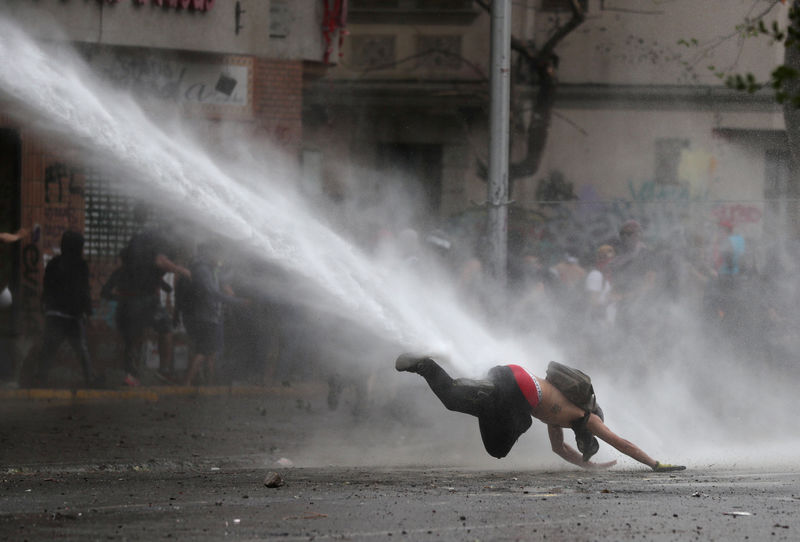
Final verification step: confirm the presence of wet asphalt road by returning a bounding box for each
[1,387,799,541]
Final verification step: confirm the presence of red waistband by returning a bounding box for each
[507,364,541,409]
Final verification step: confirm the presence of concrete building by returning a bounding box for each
[304,0,789,265]
[0,0,343,381]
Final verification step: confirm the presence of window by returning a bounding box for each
[83,173,139,260]
[654,138,689,185]
[269,0,290,39]
[377,143,443,216]
[350,35,396,69]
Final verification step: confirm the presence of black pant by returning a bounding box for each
[35,315,93,385]
[117,295,171,376]
[416,360,532,458]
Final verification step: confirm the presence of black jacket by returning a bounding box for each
[42,255,92,317]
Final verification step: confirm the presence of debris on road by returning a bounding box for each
[264,472,284,488]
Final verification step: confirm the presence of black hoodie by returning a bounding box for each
[42,231,92,317]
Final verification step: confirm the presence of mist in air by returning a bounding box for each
[0,16,797,471]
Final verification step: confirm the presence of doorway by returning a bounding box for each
[0,128,21,378]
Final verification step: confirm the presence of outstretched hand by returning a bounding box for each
[584,459,617,470]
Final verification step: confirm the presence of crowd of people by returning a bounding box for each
[1,204,797,392]
[499,216,799,375]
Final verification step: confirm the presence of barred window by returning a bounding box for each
[83,173,138,261]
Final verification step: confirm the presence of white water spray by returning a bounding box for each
[6,17,800,470]
[0,18,560,377]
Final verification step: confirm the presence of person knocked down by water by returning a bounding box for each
[395,354,685,472]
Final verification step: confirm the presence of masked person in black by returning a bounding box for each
[112,204,190,386]
[33,230,99,387]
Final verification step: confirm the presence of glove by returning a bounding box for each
[653,461,686,472]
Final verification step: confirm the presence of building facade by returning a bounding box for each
[304,0,789,266]
[0,0,340,380]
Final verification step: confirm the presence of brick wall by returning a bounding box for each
[1,54,308,380]
[252,58,304,154]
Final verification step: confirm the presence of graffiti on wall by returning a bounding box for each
[45,162,84,204]
[450,173,765,272]
[19,242,41,336]
[19,161,87,335]
[518,177,765,266]
[85,49,252,114]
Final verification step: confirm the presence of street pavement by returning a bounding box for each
[1,382,798,541]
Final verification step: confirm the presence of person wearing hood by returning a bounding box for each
[175,239,245,386]
[33,230,99,387]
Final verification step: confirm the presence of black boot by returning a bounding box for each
[396,354,496,417]
[395,353,434,373]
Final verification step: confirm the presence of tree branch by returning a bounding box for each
[540,0,586,58]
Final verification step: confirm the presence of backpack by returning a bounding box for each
[546,361,605,462]
[545,361,598,414]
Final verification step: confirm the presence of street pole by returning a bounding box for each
[487,0,511,288]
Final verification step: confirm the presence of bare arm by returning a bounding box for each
[155,253,191,279]
[586,414,657,469]
[547,425,617,470]
[0,228,28,243]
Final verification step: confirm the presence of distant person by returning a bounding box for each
[395,353,685,472]
[605,220,655,330]
[706,219,750,338]
[176,240,244,386]
[549,251,587,290]
[713,220,746,278]
[585,244,616,327]
[0,227,28,309]
[32,230,99,387]
[113,204,190,386]
[0,227,28,244]
[509,253,554,336]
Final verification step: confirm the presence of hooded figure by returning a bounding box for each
[42,231,92,318]
[33,230,97,387]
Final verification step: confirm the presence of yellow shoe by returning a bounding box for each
[653,461,686,472]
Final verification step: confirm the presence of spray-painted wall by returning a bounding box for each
[0,37,306,379]
[304,0,791,270]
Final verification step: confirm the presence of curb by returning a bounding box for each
[0,382,326,402]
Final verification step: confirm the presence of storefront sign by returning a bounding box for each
[129,0,216,11]
[88,49,252,118]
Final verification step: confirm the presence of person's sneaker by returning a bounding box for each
[652,461,686,472]
[395,354,432,373]
[124,374,141,387]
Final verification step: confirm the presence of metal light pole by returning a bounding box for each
[487,0,511,287]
